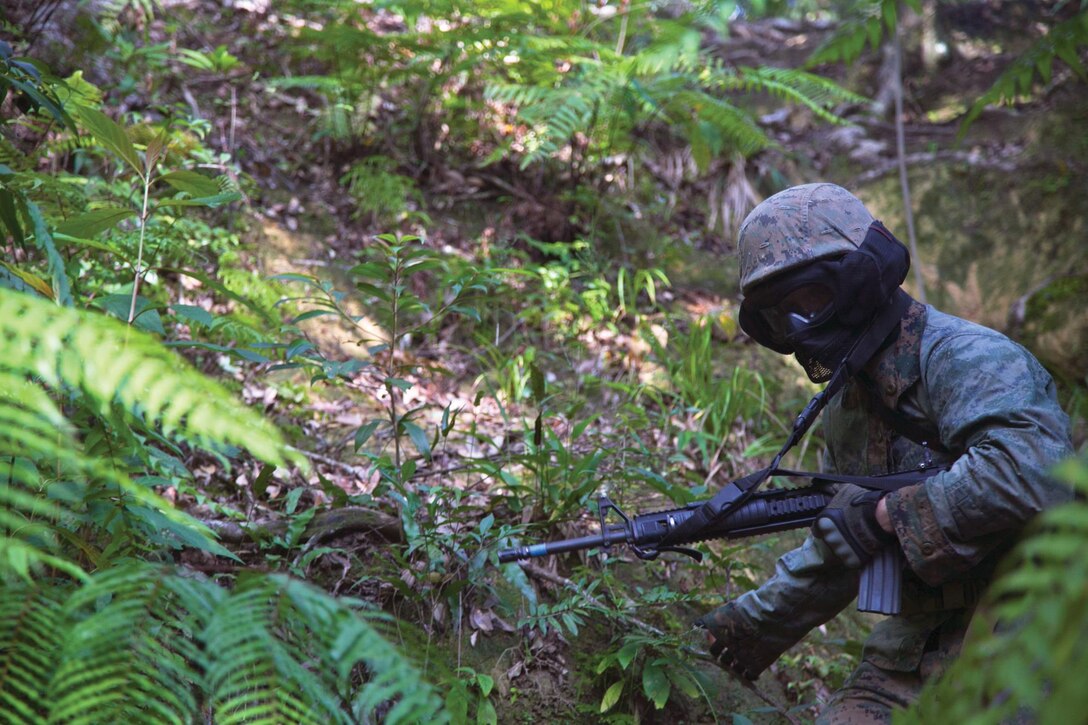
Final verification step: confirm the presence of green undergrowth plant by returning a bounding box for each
[0,40,456,722]
[273,0,863,220]
[901,453,1088,724]
[645,315,775,493]
[273,234,498,480]
[592,631,716,719]
[0,285,293,571]
[0,285,458,722]
[0,561,445,724]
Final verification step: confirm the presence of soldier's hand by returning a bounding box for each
[694,602,780,680]
[812,484,896,568]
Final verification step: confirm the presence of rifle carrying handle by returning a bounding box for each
[858,547,903,615]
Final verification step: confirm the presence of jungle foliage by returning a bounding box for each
[0,0,1086,723]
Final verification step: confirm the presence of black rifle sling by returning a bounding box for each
[660,363,851,545]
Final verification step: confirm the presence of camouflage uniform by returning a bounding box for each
[709,184,1074,722]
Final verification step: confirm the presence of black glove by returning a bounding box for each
[694,602,780,680]
[812,484,895,568]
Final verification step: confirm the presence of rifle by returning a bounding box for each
[497,483,906,615]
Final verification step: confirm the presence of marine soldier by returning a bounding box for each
[696,183,1073,722]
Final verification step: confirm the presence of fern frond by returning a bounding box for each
[960,9,1088,134]
[47,563,214,724]
[204,573,445,724]
[905,455,1088,723]
[0,287,290,465]
[660,89,771,164]
[0,584,64,723]
[734,66,868,123]
[805,0,899,67]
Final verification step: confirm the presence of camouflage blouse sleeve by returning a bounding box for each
[884,320,1073,587]
[725,534,860,658]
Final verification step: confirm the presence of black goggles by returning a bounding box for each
[756,283,835,343]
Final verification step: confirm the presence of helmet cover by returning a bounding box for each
[738,183,874,294]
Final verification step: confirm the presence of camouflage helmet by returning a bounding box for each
[738,183,874,294]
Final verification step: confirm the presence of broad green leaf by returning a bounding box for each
[93,293,165,334]
[445,687,469,724]
[599,680,623,713]
[475,698,497,725]
[158,170,220,197]
[475,674,494,698]
[75,106,142,174]
[402,421,432,460]
[55,206,136,239]
[642,663,671,709]
[617,641,640,670]
[172,303,215,328]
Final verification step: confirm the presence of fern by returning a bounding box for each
[959,9,1088,133]
[0,585,63,723]
[0,287,287,462]
[0,286,297,577]
[902,455,1088,723]
[287,0,857,174]
[806,0,909,67]
[0,563,445,724]
[732,66,869,124]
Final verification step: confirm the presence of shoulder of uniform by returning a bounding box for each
[920,306,1043,375]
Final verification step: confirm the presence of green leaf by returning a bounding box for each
[25,200,73,306]
[55,207,137,239]
[666,666,702,699]
[617,641,640,670]
[317,470,348,508]
[475,698,497,725]
[402,421,432,460]
[0,261,53,299]
[0,189,24,246]
[642,663,671,709]
[171,303,215,328]
[93,293,165,334]
[475,674,494,698]
[75,106,143,174]
[127,505,241,561]
[600,681,623,713]
[445,686,470,724]
[252,463,276,498]
[354,421,382,451]
[155,191,241,209]
[157,170,221,197]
